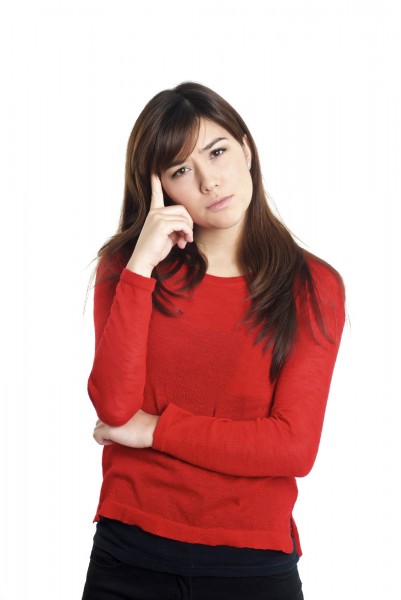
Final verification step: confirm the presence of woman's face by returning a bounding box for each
[160,118,253,235]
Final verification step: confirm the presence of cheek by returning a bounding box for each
[161,183,181,206]
[161,181,194,211]
[236,168,253,206]
[245,171,253,194]
[230,163,252,194]
[161,179,181,200]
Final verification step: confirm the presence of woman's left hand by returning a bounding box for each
[93,409,159,448]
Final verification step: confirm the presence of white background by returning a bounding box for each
[1,1,400,598]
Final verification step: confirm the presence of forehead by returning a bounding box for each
[192,118,232,151]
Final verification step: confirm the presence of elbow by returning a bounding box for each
[96,407,136,428]
[87,376,138,427]
[293,461,314,478]
[285,444,316,477]
[286,445,318,478]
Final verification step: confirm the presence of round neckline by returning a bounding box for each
[204,272,247,284]
[162,262,248,287]
[205,272,245,279]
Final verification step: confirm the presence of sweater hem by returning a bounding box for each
[93,497,302,555]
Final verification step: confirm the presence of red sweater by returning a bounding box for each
[88,254,345,555]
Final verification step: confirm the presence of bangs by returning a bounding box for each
[152,110,201,175]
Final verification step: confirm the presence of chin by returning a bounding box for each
[214,216,245,229]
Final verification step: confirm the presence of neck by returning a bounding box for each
[194,225,243,276]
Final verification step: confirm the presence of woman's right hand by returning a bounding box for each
[126,174,194,277]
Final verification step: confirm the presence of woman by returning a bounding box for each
[82,81,346,600]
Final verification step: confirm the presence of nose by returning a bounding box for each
[198,165,219,193]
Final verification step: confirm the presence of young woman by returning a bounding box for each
[81,81,346,600]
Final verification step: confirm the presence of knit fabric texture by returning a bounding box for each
[88,254,345,555]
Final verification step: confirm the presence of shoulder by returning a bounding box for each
[302,249,346,305]
[296,250,346,343]
[96,250,127,284]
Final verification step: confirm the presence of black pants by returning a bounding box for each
[81,544,304,600]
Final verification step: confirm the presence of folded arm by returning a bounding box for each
[151,266,346,478]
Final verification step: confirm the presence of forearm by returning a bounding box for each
[152,373,333,478]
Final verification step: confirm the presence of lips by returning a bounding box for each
[207,196,232,208]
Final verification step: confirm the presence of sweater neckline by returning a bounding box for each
[203,272,247,285]
[162,262,248,289]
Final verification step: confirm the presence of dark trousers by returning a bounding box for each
[81,544,304,600]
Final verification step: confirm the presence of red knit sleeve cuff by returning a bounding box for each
[152,403,184,453]
[120,268,156,292]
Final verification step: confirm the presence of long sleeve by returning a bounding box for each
[87,256,156,426]
[152,264,346,478]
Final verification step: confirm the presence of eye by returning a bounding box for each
[171,166,189,179]
[211,147,226,158]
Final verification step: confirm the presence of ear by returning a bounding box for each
[241,134,252,165]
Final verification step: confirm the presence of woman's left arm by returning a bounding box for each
[94,266,346,478]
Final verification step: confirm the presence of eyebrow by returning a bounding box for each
[201,137,228,152]
[166,137,228,170]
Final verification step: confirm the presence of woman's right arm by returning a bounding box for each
[87,261,156,427]
[87,175,194,427]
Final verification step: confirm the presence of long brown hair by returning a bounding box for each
[89,81,343,381]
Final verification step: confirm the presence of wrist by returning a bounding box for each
[126,259,153,278]
[148,414,160,446]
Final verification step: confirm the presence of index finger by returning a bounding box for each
[149,174,165,210]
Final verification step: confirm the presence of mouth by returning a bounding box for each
[207,195,233,209]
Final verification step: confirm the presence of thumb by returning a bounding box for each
[149,174,165,210]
